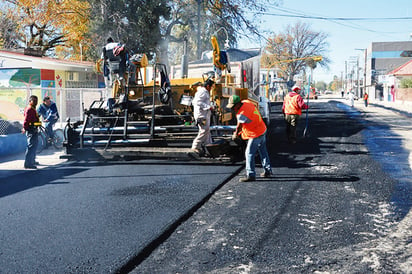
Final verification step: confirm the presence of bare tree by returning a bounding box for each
[0,11,19,49]
[262,22,330,82]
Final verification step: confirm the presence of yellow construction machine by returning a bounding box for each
[64,35,270,161]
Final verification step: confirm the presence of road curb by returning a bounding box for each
[0,133,26,157]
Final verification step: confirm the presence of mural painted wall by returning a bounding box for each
[0,68,62,121]
[0,68,70,121]
[40,69,56,100]
[0,68,42,120]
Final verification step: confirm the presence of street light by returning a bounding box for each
[303,56,322,137]
[348,56,359,96]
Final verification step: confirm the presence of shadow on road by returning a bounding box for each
[268,100,411,220]
[0,167,88,198]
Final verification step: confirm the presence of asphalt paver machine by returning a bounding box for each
[64,60,240,161]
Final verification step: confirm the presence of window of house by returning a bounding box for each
[68,72,74,81]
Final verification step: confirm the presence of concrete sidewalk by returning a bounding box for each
[0,148,67,179]
[330,94,412,116]
[369,100,412,117]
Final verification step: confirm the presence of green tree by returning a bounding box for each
[89,0,278,66]
[327,75,342,91]
[262,22,330,82]
[400,77,412,88]
[315,81,327,92]
[164,0,279,67]
[88,0,171,60]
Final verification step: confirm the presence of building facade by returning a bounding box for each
[366,41,412,100]
[381,60,412,102]
[0,50,104,122]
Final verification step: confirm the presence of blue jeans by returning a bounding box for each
[24,129,38,167]
[245,133,272,177]
[45,120,56,139]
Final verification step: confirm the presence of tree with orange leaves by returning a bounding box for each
[4,0,91,60]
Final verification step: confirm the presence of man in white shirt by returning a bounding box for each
[191,78,215,155]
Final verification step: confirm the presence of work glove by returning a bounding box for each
[231,132,238,141]
[196,118,206,126]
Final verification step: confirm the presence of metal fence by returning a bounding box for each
[0,87,108,130]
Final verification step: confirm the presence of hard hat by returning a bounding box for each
[226,95,241,109]
[292,85,301,91]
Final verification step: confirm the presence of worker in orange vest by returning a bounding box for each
[363,92,369,107]
[282,85,309,144]
[227,95,272,182]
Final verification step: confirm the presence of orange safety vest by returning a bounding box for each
[283,92,304,115]
[237,100,267,140]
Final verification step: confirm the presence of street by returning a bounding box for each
[0,97,411,273]
[133,98,412,273]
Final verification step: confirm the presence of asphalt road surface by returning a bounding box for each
[0,160,242,272]
[0,98,411,273]
[133,99,412,273]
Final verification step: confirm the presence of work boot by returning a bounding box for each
[192,148,205,157]
[260,170,273,178]
[239,176,256,182]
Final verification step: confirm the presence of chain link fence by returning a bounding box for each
[0,119,22,135]
[0,87,107,134]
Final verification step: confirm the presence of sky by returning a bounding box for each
[239,0,412,84]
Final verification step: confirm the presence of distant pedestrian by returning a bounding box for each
[282,85,309,144]
[348,92,355,107]
[363,92,369,107]
[22,95,40,169]
[227,95,272,182]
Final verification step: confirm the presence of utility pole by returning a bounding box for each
[356,56,360,97]
[355,48,367,97]
[345,61,347,93]
[363,49,367,96]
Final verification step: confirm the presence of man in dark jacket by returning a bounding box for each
[37,96,59,141]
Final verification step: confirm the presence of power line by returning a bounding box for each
[258,7,408,35]
[260,12,412,21]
